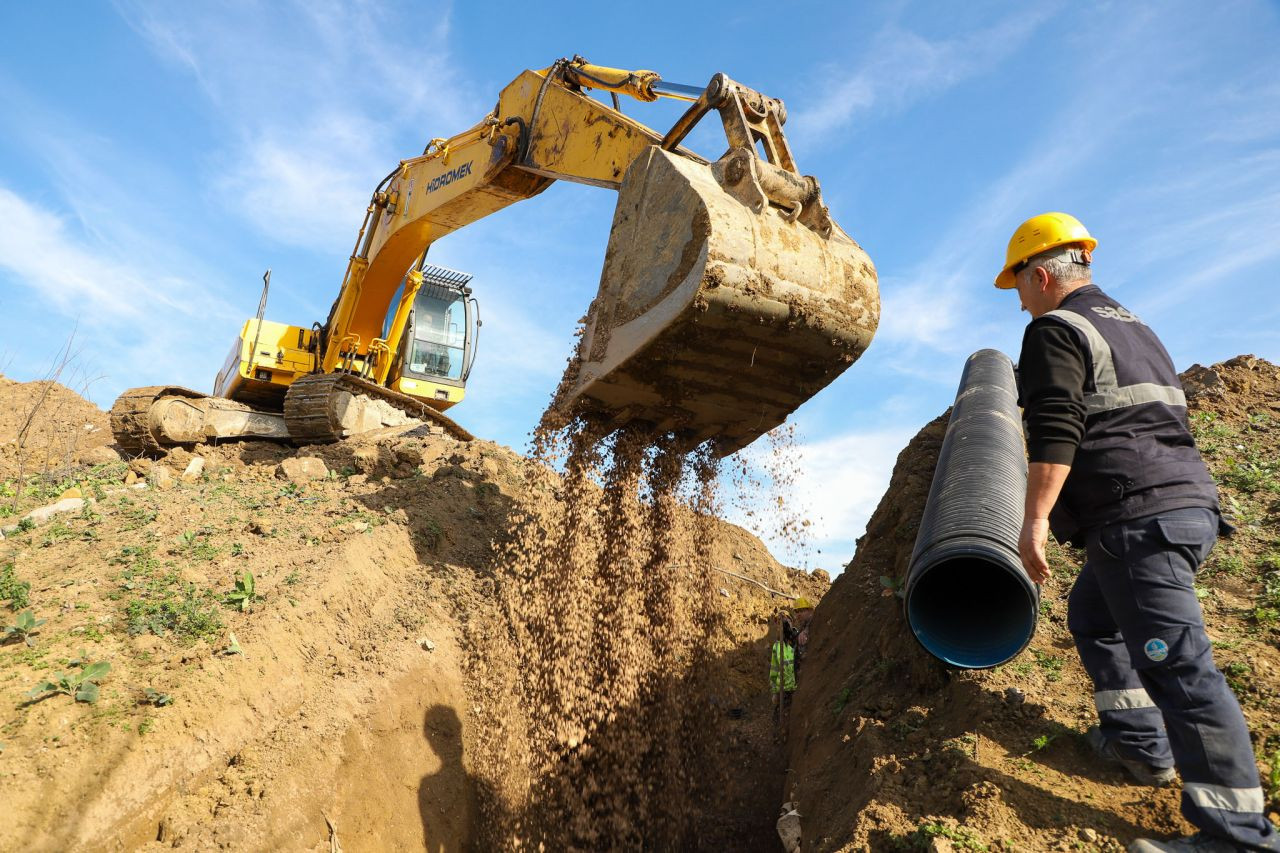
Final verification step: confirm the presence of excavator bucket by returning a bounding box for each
[558,146,880,456]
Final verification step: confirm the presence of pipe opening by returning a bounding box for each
[906,556,1036,669]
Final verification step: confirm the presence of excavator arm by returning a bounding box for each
[318,57,879,455]
[321,59,707,383]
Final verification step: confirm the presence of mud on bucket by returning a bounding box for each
[556,145,879,456]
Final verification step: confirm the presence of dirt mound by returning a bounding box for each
[785,355,1280,851]
[0,375,113,480]
[0,385,826,850]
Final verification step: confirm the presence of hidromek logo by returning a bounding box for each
[427,161,473,193]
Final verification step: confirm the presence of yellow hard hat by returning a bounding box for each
[995,212,1097,289]
[793,596,814,610]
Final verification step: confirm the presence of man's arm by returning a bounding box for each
[1020,462,1071,583]
[1017,320,1088,583]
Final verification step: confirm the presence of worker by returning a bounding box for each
[1000,212,1278,853]
[770,621,797,734]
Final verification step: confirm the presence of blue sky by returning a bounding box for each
[1,1,1277,571]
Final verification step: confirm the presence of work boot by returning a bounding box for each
[1086,726,1176,787]
[1128,833,1241,852]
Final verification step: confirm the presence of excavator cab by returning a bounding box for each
[389,265,479,410]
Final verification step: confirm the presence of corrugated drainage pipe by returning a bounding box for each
[904,348,1037,669]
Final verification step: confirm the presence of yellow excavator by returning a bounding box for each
[110,56,880,458]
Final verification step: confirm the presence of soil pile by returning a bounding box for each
[785,355,1280,851]
[0,374,112,480]
[0,378,825,851]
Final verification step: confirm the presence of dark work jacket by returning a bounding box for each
[1019,285,1218,543]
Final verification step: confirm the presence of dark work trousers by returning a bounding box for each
[1068,507,1278,850]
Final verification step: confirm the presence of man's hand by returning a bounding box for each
[1019,517,1052,584]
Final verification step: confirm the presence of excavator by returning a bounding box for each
[110,57,880,458]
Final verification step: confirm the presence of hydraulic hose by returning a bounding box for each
[904,348,1037,669]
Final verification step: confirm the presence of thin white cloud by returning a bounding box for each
[0,186,224,322]
[120,1,473,253]
[790,7,1061,142]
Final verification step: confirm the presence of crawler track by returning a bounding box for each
[283,373,474,445]
[108,386,221,456]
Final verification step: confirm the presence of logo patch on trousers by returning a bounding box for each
[1144,639,1169,662]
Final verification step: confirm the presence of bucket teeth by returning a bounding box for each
[556,145,879,455]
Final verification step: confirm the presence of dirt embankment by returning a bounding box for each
[0,383,826,851]
[785,355,1280,851]
[0,374,113,480]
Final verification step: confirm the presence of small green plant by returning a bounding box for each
[121,560,223,643]
[26,660,111,704]
[418,519,445,552]
[832,686,854,716]
[137,717,156,735]
[141,687,173,707]
[1223,661,1252,695]
[283,570,301,586]
[1029,732,1059,753]
[890,821,988,851]
[879,575,905,599]
[15,517,36,534]
[0,563,31,610]
[4,610,46,647]
[223,571,257,612]
[230,542,244,557]
[176,529,220,561]
[1264,748,1280,811]
[1031,648,1065,682]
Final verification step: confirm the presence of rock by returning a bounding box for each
[776,804,802,853]
[418,638,436,652]
[343,521,370,535]
[58,487,82,500]
[124,470,139,486]
[1079,828,1099,844]
[929,839,956,853]
[277,457,329,483]
[1003,687,1026,706]
[128,459,150,476]
[719,588,731,597]
[1181,364,1226,401]
[182,457,206,483]
[812,568,831,583]
[2,497,87,534]
[345,473,369,487]
[148,464,174,490]
[82,445,122,466]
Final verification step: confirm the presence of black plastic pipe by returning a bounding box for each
[904,348,1037,669]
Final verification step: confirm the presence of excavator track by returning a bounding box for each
[283,373,475,445]
[109,386,235,457]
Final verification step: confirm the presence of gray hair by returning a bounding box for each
[1023,244,1091,284]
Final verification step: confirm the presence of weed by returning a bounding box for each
[40,521,75,547]
[4,610,46,646]
[176,529,220,561]
[890,821,988,851]
[879,575,905,599]
[0,563,31,610]
[1031,648,1065,682]
[230,542,244,557]
[121,505,158,531]
[137,717,155,735]
[26,660,111,704]
[121,560,223,643]
[16,517,36,534]
[1223,661,1252,694]
[141,687,173,707]
[283,570,301,586]
[1264,748,1280,811]
[1030,732,1059,752]
[832,686,854,716]
[418,519,445,552]
[223,571,257,612]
